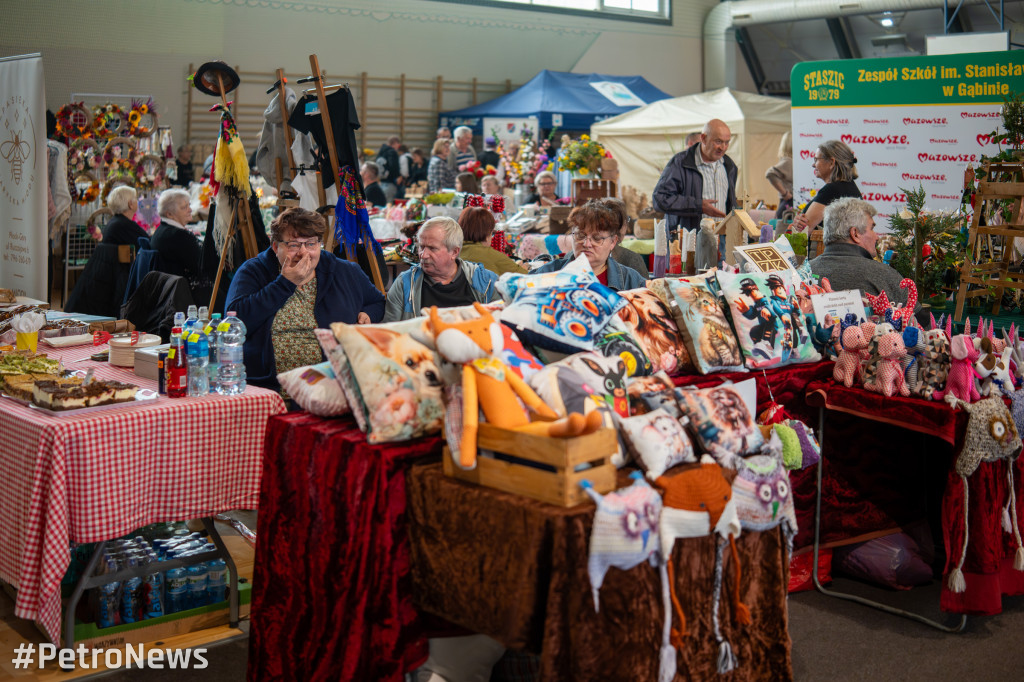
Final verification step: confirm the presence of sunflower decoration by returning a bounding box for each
[91,103,125,139]
[55,103,93,140]
[127,98,158,138]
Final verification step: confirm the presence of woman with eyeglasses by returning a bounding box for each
[792,139,861,233]
[527,170,560,207]
[531,200,646,290]
[225,207,385,391]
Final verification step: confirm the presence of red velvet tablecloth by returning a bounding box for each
[805,379,1024,616]
[247,412,442,682]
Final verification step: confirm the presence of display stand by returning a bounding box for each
[954,160,1024,321]
[267,68,296,191]
[204,71,261,312]
[571,178,616,205]
[716,209,760,265]
[298,54,384,293]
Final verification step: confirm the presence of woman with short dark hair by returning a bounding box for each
[531,200,645,290]
[225,207,385,390]
[457,206,525,276]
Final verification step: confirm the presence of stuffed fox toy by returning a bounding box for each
[429,303,603,468]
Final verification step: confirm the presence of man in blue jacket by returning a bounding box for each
[226,208,385,390]
[384,216,500,321]
[652,119,738,274]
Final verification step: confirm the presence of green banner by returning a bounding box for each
[791,50,1024,107]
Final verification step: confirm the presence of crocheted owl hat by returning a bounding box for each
[655,456,747,675]
[947,396,1024,593]
[582,472,674,682]
[581,472,662,611]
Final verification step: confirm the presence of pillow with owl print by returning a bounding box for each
[649,277,744,375]
[619,408,697,479]
[675,378,763,463]
[716,269,822,370]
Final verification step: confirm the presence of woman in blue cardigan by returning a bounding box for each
[225,208,385,390]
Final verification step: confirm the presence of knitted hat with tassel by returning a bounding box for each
[948,397,1023,593]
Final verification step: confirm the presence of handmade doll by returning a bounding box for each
[832,315,869,388]
[428,303,603,468]
[865,329,910,397]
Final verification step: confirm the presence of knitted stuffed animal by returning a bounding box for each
[866,330,910,397]
[861,318,896,388]
[975,337,1015,398]
[947,397,1023,592]
[832,316,869,387]
[933,334,981,406]
[429,303,603,468]
[913,329,951,400]
[901,326,928,394]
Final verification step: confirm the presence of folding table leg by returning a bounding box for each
[811,405,967,633]
[202,516,239,628]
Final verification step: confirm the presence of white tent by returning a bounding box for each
[591,88,791,207]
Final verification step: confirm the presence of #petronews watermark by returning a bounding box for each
[12,642,209,670]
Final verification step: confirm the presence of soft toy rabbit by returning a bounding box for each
[866,330,910,397]
[933,334,981,406]
[429,303,603,468]
[832,316,869,388]
[975,337,1015,398]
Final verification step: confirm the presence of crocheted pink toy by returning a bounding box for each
[934,334,981,405]
[832,317,869,388]
[866,331,910,397]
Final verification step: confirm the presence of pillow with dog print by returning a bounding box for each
[501,281,627,354]
[650,277,744,375]
[617,287,695,376]
[716,269,822,369]
[619,408,697,479]
[325,319,445,443]
[675,378,763,464]
[527,352,631,466]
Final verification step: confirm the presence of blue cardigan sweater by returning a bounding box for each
[225,247,386,388]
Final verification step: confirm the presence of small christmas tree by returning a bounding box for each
[888,185,962,301]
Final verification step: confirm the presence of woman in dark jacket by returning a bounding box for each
[407,148,428,186]
[150,188,202,281]
[102,185,148,245]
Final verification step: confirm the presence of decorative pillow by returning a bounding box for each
[326,320,444,443]
[501,281,627,353]
[496,253,593,302]
[527,352,630,466]
[595,316,652,377]
[627,372,675,416]
[652,277,743,375]
[619,408,697,479]
[617,287,695,375]
[675,378,763,463]
[276,361,349,417]
[716,269,822,369]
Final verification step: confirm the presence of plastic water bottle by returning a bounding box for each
[173,311,185,331]
[205,313,222,393]
[186,325,210,396]
[143,553,164,619]
[216,311,247,395]
[183,305,198,351]
[186,563,209,608]
[165,567,188,614]
[206,559,228,604]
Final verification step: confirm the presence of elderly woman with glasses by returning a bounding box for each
[527,170,560,207]
[792,139,861,233]
[225,207,385,390]
[531,200,646,290]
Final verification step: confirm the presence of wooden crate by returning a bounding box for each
[442,423,617,507]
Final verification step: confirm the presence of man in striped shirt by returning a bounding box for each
[652,119,737,274]
[447,125,478,173]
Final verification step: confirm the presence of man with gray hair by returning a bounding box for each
[383,216,499,321]
[808,196,919,313]
[447,125,477,173]
[151,188,202,281]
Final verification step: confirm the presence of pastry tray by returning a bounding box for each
[1,389,158,415]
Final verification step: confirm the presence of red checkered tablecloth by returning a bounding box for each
[0,341,286,643]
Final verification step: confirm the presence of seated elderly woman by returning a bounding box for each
[532,200,646,291]
[458,206,525,276]
[102,186,148,245]
[150,188,201,281]
[526,170,559,207]
[225,207,386,389]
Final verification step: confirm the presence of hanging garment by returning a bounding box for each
[256,86,298,184]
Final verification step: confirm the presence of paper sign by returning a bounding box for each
[810,289,868,329]
[589,82,647,108]
[733,244,796,272]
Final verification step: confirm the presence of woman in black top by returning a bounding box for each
[407,148,428,186]
[151,188,202,280]
[793,139,861,233]
[102,186,149,245]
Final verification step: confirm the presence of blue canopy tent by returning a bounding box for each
[439,70,672,134]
